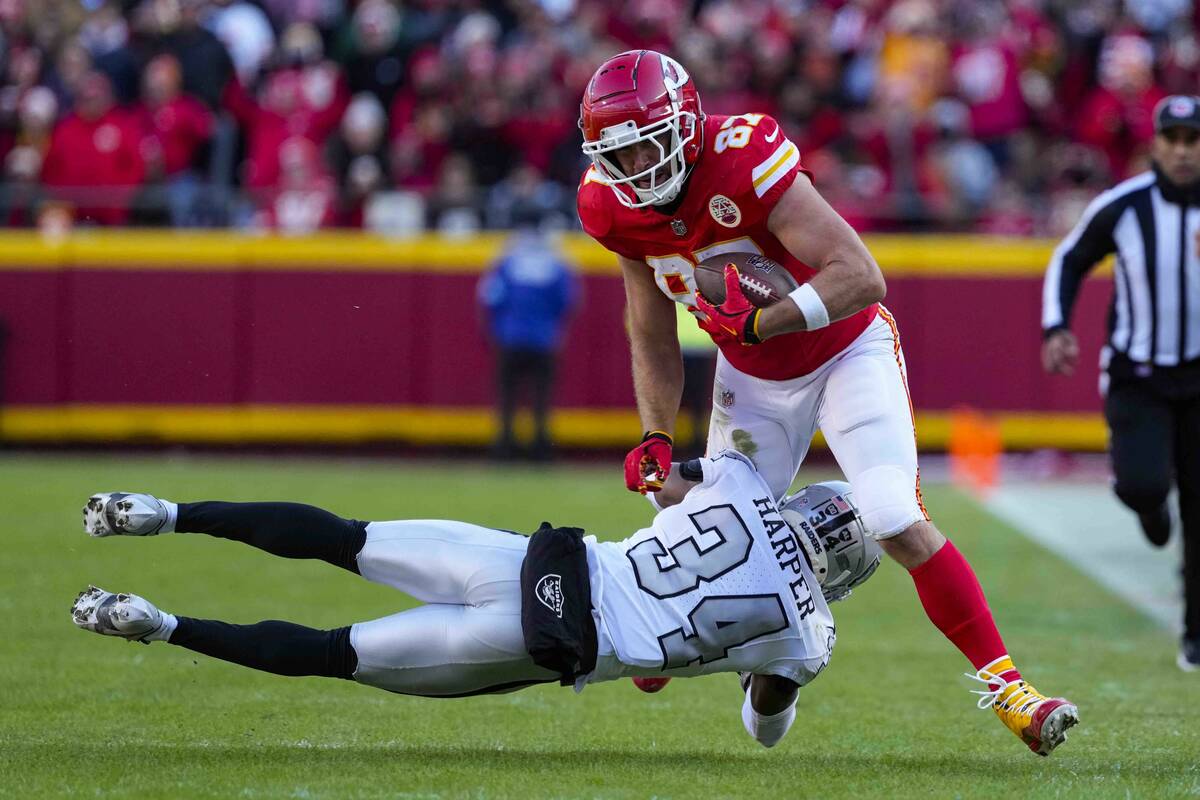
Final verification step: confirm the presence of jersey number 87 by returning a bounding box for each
[713,114,765,153]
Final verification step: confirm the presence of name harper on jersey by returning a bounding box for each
[753,496,818,621]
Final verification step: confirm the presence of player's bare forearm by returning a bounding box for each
[754,259,879,339]
[620,255,685,433]
[760,174,886,340]
[629,325,683,433]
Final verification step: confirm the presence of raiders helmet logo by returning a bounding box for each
[709,195,741,227]
[536,573,564,618]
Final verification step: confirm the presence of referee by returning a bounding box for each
[1042,95,1200,672]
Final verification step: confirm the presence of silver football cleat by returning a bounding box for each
[71,585,166,643]
[83,493,170,537]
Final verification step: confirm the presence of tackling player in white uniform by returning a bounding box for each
[71,451,874,748]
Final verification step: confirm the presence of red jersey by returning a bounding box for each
[577,113,876,381]
[42,109,145,225]
[134,95,214,177]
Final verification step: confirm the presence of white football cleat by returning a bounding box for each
[71,585,167,643]
[83,492,171,537]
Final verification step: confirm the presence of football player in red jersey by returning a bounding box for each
[576,50,1078,755]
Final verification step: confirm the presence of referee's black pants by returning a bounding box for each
[1105,360,1200,641]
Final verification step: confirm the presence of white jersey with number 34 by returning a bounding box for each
[584,451,835,686]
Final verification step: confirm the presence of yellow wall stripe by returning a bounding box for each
[0,404,1108,450]
[0,231,1112,278]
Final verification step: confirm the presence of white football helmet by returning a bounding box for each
[780,481,882,603]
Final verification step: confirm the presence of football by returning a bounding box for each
[693,252,800,307]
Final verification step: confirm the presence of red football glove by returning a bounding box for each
[633,676,672,693]
[624,431,673,494]
[692,263,763,346]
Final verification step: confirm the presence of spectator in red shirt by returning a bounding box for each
[136,54,212,178]
[1076,34,1166,179]
[222,24,348,193]
[389,50,451,191]
[257,136,336,233]
[950,5,1028,162]
[499,51,572,175]
[41,70,144,225]
[133,54,213,225]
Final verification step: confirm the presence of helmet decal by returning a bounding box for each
[661,55,689,109]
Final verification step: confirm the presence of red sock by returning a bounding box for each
[908,540,1020,682]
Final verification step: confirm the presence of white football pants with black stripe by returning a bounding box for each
[350,520,559,696]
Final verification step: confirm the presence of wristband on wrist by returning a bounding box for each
[747,308,762,344]
[788,283,830,330]
[643,430,673,444]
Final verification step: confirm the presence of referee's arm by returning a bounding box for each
[1041,192,1122,375]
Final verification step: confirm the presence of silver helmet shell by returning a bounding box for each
[780,480,882,603]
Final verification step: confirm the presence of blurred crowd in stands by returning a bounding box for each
[0,0,1196,235]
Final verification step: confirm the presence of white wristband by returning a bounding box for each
[788,283,830,330]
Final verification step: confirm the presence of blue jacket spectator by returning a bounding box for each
[478,229,577,353]
[478,228,578,460]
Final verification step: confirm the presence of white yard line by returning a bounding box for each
[984,482,1183,632]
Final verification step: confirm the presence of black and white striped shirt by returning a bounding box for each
[1043,171,1200,367]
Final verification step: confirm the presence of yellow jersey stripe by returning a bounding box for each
[752,144,799,197]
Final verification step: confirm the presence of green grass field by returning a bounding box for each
[2,453,1197,799]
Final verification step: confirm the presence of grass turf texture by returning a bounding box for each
[1,454,1197,800]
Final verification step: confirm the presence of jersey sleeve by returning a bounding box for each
[1041,187,1123,333]
[576,167,642,260]
[718,115,811,225]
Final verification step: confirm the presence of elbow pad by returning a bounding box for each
[741,688,796,748]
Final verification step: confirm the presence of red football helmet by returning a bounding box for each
[579,50,704,208]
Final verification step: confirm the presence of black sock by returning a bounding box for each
[176,502,367,573]
[169,618,357,680]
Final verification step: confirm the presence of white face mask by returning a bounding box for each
[582,110,698,208]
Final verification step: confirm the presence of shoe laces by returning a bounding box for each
[965,666,1045,714]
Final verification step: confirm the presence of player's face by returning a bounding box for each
[1153,126,1200,186]
[612,133,672,189]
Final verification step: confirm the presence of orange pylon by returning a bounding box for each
[948,407,1002,496]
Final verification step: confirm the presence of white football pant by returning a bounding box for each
[349,520,558,696]
[707,309,929,539]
